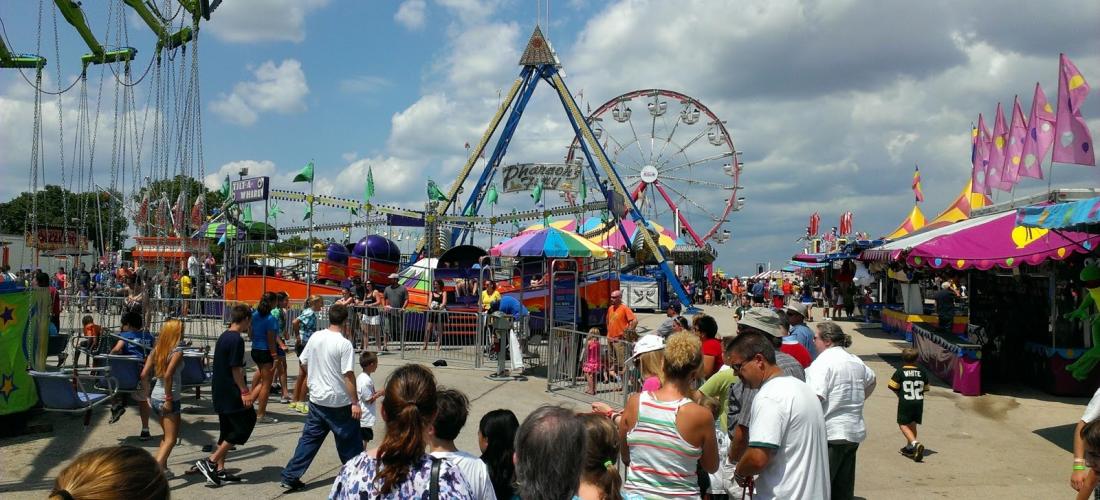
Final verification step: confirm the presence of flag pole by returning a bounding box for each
[307,167,315,298]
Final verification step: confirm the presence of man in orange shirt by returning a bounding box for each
[605,290,637,381]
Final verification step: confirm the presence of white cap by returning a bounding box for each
[627,334,664,362]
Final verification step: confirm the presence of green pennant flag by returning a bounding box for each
[530,179,543,204]
[270,201,284,218]
[242,204,253,223]
[293,161,314,183]
[580,174,587,204]
[220,175,231,198]
[303,205,313,220]
[364,165,375,203]
[463,205,475,216]
[427,180,447,202]
[350,206,358,217]
[485,184,498,206]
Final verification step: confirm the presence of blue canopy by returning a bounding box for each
[1016,197,1100,231]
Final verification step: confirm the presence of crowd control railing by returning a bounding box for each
[547,326,638,408]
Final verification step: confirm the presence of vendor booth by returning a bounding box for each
[866,191,1100,396]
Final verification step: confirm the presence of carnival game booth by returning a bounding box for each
[865,198,1100,396]
[1014,194,1100,395]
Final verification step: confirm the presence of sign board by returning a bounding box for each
[231,176,270,203]
[500,163,581,193]
[25,228,89,251]
[552,277,578,327]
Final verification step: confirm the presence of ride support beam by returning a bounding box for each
[0,39,46,69]
[121,0,193,53]
[651,181,706,247]
[54,0,138,67]
[548,69,695,309]
[452,67,543,244]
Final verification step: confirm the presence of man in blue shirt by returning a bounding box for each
[109,310,155,439]
[489,296,528,375]
[784,302,817,359]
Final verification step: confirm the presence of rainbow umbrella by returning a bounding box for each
[520,219,578,233]
[580,217,680,251]
[490,228,610,258]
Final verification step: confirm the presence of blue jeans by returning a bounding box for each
[281,402,364,482]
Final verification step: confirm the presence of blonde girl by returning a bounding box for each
[142,319,185,471]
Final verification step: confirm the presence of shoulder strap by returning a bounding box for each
[429,456,442,500]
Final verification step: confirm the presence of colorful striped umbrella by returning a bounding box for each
[521,219,579,233]
[194,221,240,240]
[490,228,610,258]
[580,217,680,251]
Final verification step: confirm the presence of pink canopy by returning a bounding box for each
[902,209,1099,270]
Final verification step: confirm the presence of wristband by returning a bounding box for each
[1074,465,1088,471]
[1075,458,1087,463]
[240,388,249,395]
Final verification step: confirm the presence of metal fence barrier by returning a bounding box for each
[547,326,638,407]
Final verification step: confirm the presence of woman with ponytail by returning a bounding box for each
[330,363,473,499]
[578,413,643,500]
[50,445,168,500]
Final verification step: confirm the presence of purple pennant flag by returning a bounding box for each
[1020,82,1054,179]
[1053,53,1095,166]
[975,114,993,196]
[1000,96,1027,188]
[986,103,1012,192]
[970,125,987,195]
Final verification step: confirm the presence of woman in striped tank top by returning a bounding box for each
[620,332,718,498]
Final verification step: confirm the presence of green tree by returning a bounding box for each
[0,185,127,253]
[132,174,226,209]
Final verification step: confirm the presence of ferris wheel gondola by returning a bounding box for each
[565,89,742,248]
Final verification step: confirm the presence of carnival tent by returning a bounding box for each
[397,257,439,292]
[1017,196,1100,231]
[926,180,992,227]
[865,209,1100,270]
[885,205,926,240]
[489,227,610,258]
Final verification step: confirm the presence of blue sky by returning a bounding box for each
[2,0,1098,275]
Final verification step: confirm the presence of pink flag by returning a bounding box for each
[976,114,993,196]
[1000,96,1027,188]
[1020,82,1054,179]
[986,103,1011,192]
[1053,53,1094,165]
[970,125,988,195]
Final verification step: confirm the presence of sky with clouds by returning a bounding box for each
[1,0,1098,275]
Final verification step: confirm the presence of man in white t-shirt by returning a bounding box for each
[729,331,829,500]
[430,388,497,499]
[1072,387,1100,497]
[806,321,876,500]
[280,304,364,492]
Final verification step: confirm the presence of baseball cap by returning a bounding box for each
[388,273,399,279]
[738,308,783,337]
[784,302,808,318]
[667,302,682,314]
[627,334,664,362]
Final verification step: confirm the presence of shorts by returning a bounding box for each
[897,404,924,425]
[218,408,257,445]
[251,349,274,365]
[363,314,380,326]
[151,397,182,417]
[276,345,286,358]
[360,427,374,442]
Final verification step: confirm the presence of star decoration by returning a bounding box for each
[0,373,16,402]
[0,306,14,326]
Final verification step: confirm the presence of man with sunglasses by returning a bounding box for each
[729,331,829,500]
[724,310,807,494]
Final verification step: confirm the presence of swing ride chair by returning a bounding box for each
[28,368,118,416]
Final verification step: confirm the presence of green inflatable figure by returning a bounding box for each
[1066,258,1100,381]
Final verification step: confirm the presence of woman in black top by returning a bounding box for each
[424,280,447,350]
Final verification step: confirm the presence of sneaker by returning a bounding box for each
[899,446,914,457]
[109,402,126,424]
[257,415,279,424]
[912,442,925,462]
[280,478,306,491]
[216,469,242,483]
[139,429,151,441]
[195,459,221,487]
[280,397,291,404]
[297,403,309,414]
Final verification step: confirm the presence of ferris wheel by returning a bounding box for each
[565,89,742,246]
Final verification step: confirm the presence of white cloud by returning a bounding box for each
[342,152,360,162]
[211,59,310,126]
[338,75,391,94]
[205,0,329,43]
[394,0,427,30]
